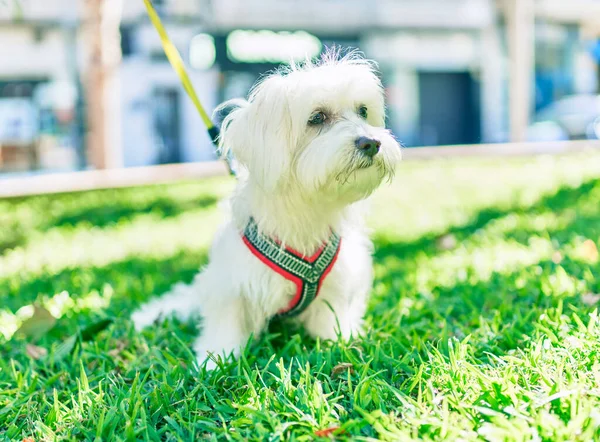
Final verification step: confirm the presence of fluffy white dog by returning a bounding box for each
[132,50,402,369]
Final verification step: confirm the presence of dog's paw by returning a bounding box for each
[345,323,365,341]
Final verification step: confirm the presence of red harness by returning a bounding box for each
[242,218,342,317]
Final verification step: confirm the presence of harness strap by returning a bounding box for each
[242,218,341,317]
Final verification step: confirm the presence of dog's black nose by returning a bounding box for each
[355,137,381,158]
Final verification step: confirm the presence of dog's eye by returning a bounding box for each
[308,111,327,126]
[358,105,368,119]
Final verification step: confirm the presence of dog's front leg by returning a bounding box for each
[193,295,265,370]
[300,289,368,341]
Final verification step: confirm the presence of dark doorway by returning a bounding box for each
[417,71,481,146]
[152,88,181,164]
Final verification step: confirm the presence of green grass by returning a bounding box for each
[2,151,600,441]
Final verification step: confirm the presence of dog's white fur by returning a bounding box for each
[131,50,402,369]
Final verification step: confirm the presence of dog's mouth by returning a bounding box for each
[356,158,374,169]
[353,152,375,170]
[334,151,392,185]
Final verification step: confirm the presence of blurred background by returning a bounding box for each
[0,0,599,175]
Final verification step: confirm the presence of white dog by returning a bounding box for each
[132,50,402,369]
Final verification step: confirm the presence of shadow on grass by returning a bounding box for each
[0,226,27,254]
[370,176,600,361]
[0,250,208,314]
[48,195,218,230]
[0,186,219,254]
[372,177,600,266]
[3,176,599,373]
[0,249,210,363]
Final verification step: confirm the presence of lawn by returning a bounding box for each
[1,151,600,441]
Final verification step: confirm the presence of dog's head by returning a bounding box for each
[217,49,402,204]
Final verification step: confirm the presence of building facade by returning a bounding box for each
[0,0,599,173]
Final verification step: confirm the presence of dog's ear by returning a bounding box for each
[213,98,248,129]
[218,76,294,191]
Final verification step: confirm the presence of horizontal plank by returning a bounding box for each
[0,161,230,199]
[401,140,600,160]
[1,140,599,198]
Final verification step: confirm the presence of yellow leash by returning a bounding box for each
[143,0,213,130]
[143,0,237,177]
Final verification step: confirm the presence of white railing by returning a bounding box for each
[2,140,599,198]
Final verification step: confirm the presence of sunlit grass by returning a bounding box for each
[1,151,600,440]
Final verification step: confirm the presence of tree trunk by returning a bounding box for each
[505,0,535,143]
[82,0,122,169]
